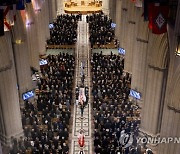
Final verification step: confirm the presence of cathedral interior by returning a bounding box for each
[0,0,180,154]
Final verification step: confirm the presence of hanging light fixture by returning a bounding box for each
[176,36,180,56]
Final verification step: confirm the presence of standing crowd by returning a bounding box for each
[91,52,141,153]
[47,14,81,45]
[9,53,75,154]
[87,13,115,47]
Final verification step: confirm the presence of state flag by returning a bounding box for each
[148,3,169,34]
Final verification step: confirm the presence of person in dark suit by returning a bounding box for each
[47,14,79,45]
[88,13,115,47]
[9,54,75,153]
[91,53,141,153]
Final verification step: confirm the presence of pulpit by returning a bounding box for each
[64,0,102,14]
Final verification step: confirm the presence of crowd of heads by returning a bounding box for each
[10,53,75,154]
[47,14,81,45]
[7,11,151,154]
[87,13,115,46]
[91,52,141,153]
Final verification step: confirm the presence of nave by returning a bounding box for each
[0,1,179,154]
[8,13,144,154]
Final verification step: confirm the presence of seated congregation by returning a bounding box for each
[10,53,75,154]
[91,52,141,153]
[87,13,115,47]
[47,14,81,46]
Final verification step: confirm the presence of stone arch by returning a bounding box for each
[159,34,169,68]
[168,65,180,111]
[148,33,168,69]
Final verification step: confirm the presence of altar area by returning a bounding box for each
[64,0,102,14]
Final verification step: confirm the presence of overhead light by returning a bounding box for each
[176,36,180,56]
[15,39,23,44]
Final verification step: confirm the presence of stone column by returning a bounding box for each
[34,0,48,55]
[157,4,180,153]
[0,104,6,144]
[0,33,23,145]
[57,0,64,14]
[139,32,168,152]
[102,0,109,15]
[123,1,137,73]
[109,0,116,22]
[43,0,50,40]
[131,8,149,97]
[140,67,166,135]
[48,0,57,23]
[140,65,167,153]
[12,11,33,105]
[26,3,40,70]
[118,0,128,48]
[0,141,2,153]
[115,0,121,42]
[158,107,180,154]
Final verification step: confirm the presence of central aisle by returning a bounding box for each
[69,15,93,154]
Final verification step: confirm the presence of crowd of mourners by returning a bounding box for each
[47,14,81,45]
[91,52,142,154]
[7,10,154,154]
[87,12,115,47]
[9,53,75,154]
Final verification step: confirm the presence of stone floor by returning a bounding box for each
[69,15,93,154]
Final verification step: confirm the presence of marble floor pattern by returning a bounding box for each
[69,15,93,154]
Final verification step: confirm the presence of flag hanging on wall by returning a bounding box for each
[0,1,11,31]
[1,2,17,31]
[16,0,25,10]
[143,0,169,21]
[148,3,169,34]
[4,6,12,31]
[0,9,4,36]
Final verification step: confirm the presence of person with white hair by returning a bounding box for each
[146,148,153,154]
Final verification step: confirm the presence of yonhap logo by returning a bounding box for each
[119,133,180,145]
[119,132,133,148]
[137,136,180,144]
